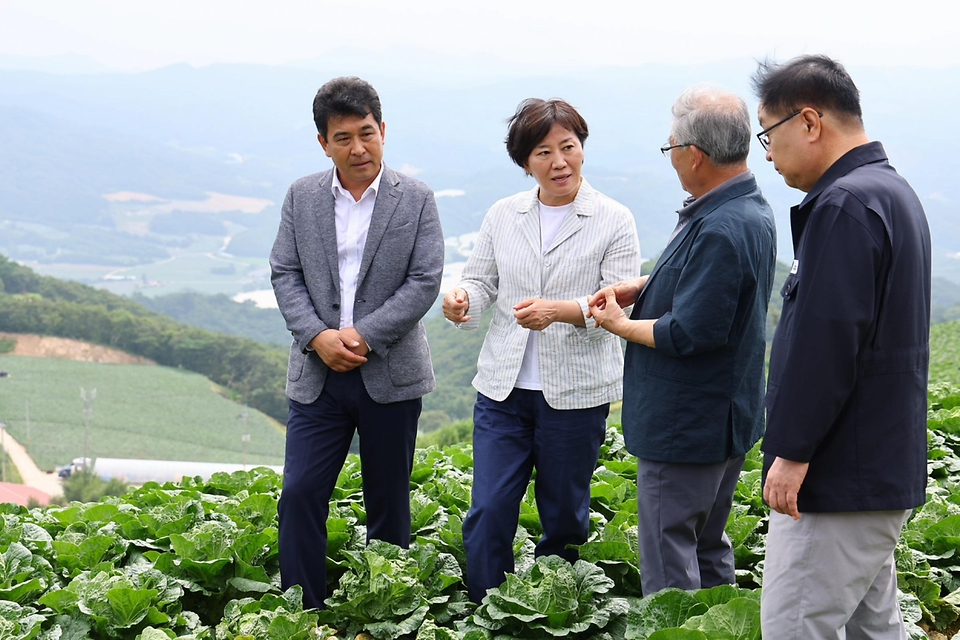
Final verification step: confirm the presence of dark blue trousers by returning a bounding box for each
[462,389,608,603]
[278,369,421,609]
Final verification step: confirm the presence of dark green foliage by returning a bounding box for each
[931,321,960,387]
[422,313,490,424]
[417,420,474,449]
[0,254,288,422]
[131,291,291,348]
[61,470,131,503]
[933,277,960,325]
[419,410,451,434]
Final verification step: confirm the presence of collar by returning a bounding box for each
[331,164,384,202]
[677,170,755,219]
[798,141,887,210]
[517,177,598,216]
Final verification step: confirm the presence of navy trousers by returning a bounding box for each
[278,368,421,609]
[462,389,608,603]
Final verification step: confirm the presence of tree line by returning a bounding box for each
[0,255,288,422]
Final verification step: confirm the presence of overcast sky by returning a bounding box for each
[1,0,957,73]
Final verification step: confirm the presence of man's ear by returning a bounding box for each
[318,133,332,158]
[380,121,386,143]
[690,145,707,170]
[799,108,822,140]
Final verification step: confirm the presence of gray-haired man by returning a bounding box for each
[589,84,776,594]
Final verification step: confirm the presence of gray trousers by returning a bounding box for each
[761,509,911,640]
[637,456,744,595]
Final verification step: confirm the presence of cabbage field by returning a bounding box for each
[7,315,960,639]
[1,380,959,639]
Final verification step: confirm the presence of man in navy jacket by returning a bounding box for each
[589,84,776,594]
[753,55,931,638]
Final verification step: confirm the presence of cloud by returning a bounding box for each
[102,191,166,203]
[435,189,466,198]
[233,289,279,309]
[398,163,422,176]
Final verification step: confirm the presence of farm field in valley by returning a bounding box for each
[0,354,285,472]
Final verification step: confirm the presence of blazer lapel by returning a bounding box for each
[357,165,401,288]
[516,188,542,256]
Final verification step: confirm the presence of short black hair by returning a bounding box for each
[505,98,589,169]
[313,76,382,140]
[751,55,862,123]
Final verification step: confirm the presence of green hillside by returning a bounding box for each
[931,320,960,387]
[0,254,289,422]
[0,354,285,472]
[131,290,291,348]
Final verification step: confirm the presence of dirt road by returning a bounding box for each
[2,428,62,497]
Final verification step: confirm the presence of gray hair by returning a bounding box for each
[670,84,751,166]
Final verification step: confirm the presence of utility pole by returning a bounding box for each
[0,420,6,483]
[80,388,96,472]
[239,405,250,471]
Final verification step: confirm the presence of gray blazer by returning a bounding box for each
[269,164,444,404]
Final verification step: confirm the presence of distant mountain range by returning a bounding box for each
[1,55,958,289]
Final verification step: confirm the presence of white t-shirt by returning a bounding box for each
[515,202,572,390]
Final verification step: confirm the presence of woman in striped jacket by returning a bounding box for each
[442,98,641,603]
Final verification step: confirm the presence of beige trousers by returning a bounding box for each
[761,509,910,640]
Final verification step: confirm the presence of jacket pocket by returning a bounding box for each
[287,350,305,382]
[780,273,799,299]
[774,273,800,340]
[637,265,682,319]
[387,324,432,387]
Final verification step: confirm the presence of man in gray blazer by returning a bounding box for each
[269,76,444,609]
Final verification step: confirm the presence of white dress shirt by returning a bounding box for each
[332,167,383,329]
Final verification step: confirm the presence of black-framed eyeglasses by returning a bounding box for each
[660,142,694,157]
[756,109,823,151]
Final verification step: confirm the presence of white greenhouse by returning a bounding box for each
[62,457,283,484]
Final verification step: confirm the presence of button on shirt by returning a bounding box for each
[332,167,383,329]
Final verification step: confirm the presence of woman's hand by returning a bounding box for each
[587,289,628,332]
[443,287,471,323]
[513,298,559,330]
[587,277,646,312]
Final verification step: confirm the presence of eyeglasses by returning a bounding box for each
[660,142,694,157]
[756,109,823,151]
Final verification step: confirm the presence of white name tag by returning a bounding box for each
[790,260,799,275]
